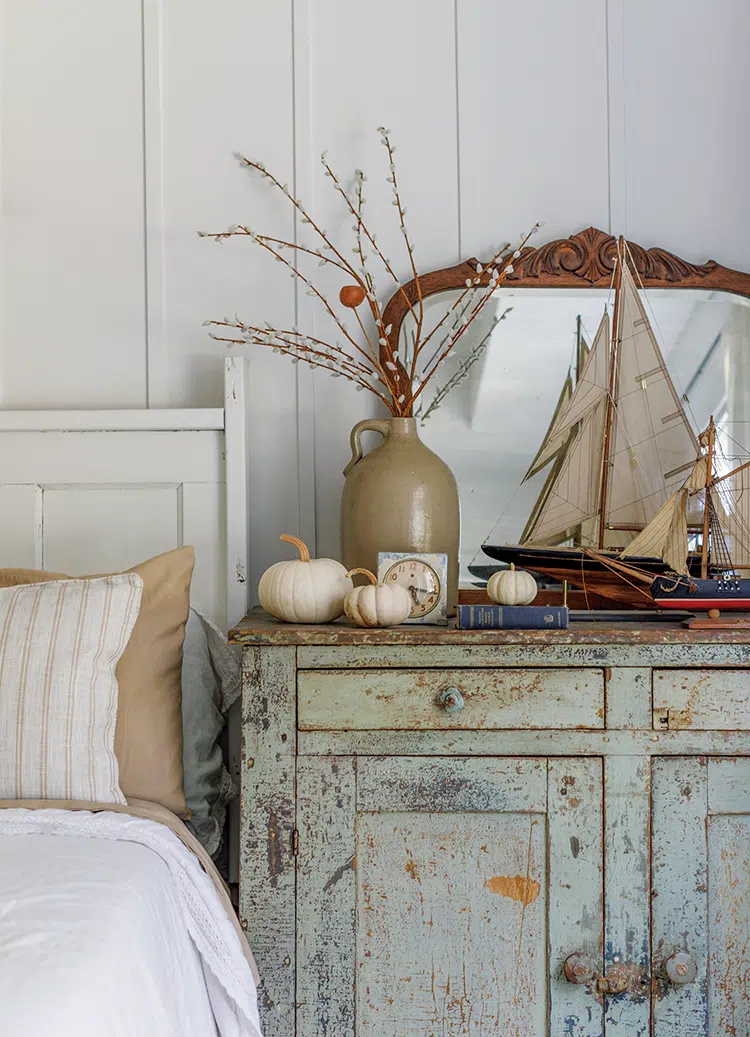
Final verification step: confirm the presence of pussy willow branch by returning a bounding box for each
[408,248,530,411]
[208,224,381,376]
[200,224,353,278]
[208,319,374,376]
[417,285,487,378]
[348,171,408,406]
[379,129,423,391]
[349,174,393,378]
[211,332,396,413]
[420,308,511,422]
[200,226,394,394]
[237,155,363,286]
[408,225,541,408]
[202,132,542,419]
[229,155,396,397]
[256,233,353,276]
[353,173,373,292]
[413,238,516,361]
[323,157,421,351]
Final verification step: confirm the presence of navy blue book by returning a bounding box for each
[457,605,569,630]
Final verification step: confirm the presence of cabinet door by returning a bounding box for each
[296,756,603,1037]
[652,757,750,1036]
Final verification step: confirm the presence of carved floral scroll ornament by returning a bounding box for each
[509,226,717,284]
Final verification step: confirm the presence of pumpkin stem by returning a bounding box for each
[280,533,310,562]
[510,563,516,571]
[346,567,378,586]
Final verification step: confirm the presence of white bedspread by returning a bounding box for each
[0,808,262,1037]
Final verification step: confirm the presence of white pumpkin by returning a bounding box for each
[343,568,412,628]
[487,563,538,605]
[259,534,352,623]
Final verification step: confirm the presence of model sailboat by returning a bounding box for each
[629,417,750,610]
[482,237,726,607]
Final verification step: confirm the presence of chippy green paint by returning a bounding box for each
[236,618,750,1036]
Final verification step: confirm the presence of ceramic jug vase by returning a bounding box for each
[341,418,460,614]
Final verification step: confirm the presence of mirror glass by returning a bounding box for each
[400,287,750,584]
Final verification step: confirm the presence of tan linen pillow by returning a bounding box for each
[0,574,143,802]
[0,547,194,816]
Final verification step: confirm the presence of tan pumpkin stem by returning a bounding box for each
[510,563,516,571]
[346,567,378,586]
[280,533,310,562]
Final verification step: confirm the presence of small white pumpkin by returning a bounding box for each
[344,568,412,628]
[487,563,538,605]
[259,534,352,623]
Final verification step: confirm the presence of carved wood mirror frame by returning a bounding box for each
[382,226,750,349]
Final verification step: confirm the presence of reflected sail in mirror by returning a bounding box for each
[403,239,750,606]
[520,316,591,546]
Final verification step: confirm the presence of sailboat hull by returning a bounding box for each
[482,545,709,609]
[651,575,750,611]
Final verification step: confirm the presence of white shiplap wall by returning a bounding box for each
[2,0,749,590]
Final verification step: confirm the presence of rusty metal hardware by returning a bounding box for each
[564,953,596,984]
[665,951,697,985]
[439,687,465,713]
[563,954,628,995]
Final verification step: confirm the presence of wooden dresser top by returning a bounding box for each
[229,606,750,647]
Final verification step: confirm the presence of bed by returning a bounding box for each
[0,359,261,1036]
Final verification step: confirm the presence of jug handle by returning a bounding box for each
[343,419,392,477]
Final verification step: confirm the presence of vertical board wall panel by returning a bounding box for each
[617,0,750,269]
[0,0,147,407]
[4,0,750,574]
[153,0,303,590]
[154,0,297,408]
[457,0,611,260]
[295,0,460,558]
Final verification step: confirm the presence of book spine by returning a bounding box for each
[457,605,569,630]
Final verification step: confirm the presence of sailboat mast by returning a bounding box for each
[575,315,584,379]
[700,415,716,579]
[597,236,624,548]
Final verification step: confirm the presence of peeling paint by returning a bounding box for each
[239,618,750,1037]
[324,854,355,892]
[484,873,541,906]
[298,666,604,732]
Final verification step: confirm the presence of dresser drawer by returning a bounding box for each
[653,669,750,729]
[297,667,604,731]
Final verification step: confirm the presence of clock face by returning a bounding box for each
[383,558,442,618]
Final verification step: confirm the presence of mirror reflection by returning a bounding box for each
[401,287,750,584]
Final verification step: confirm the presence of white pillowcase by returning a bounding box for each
[0,574,143,803]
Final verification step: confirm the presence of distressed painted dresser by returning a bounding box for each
[229,608,750,1037]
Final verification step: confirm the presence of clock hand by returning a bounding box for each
[407,585,420,606]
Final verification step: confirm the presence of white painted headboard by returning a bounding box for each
[0,358,251,631]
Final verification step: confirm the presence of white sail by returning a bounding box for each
[526,400,606,544]
[526,311,610,476]
[621,489,689,573]
[604,263,700,530]
[524,371,574,481]
[520,246,701,554]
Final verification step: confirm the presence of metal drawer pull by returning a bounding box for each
[665,952,697,985]
[563,953,596,984]
[439,687,465,713]
[563,954,627,995]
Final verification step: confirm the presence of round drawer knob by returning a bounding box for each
[563,952,596,985]
[439,687,465,713]
[665,952,697,985]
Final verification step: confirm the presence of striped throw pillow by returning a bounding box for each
[0,574,142,803]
